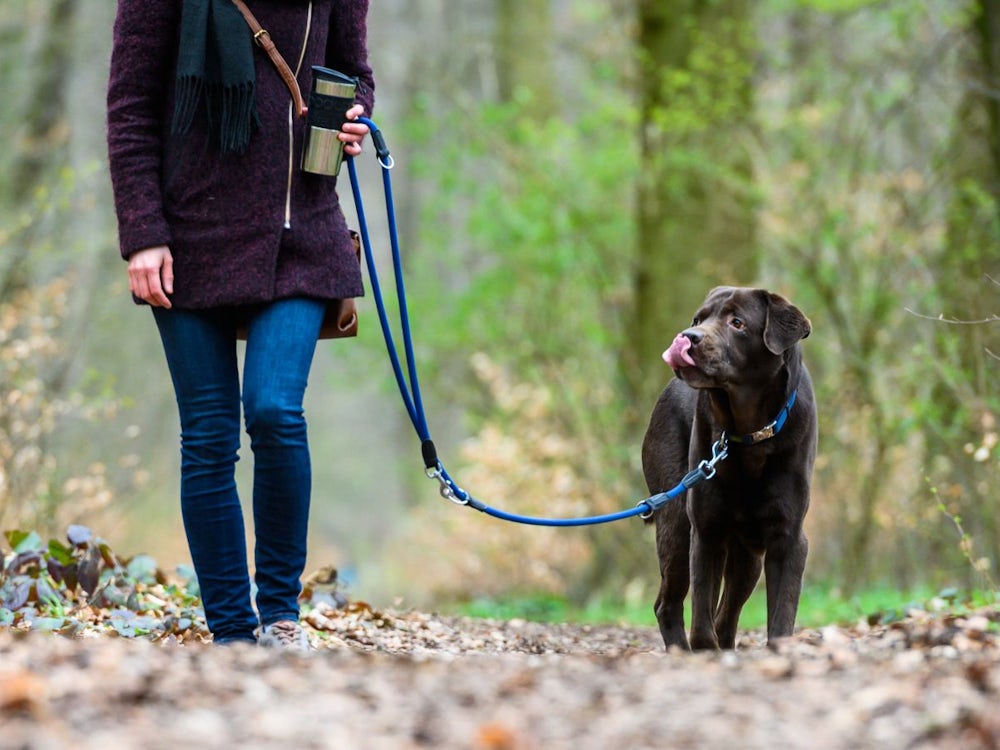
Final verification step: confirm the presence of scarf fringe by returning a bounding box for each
[176,81,259,155]
[207,82,258,154]
[172,75,205,136]
[172,0,259,154]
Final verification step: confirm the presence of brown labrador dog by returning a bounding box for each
[641,287,816,650]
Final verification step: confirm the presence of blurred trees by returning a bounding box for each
[626,0,757,407]
[0,0,996,608]
[2,0,75,294]
[495,0,554,104]
[0,1,135,536]
[926,0,1000,589]
[748,1,998,592]
[753,2,937,589]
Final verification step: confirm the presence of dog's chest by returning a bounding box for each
[720,447,769,483]
[705,448,788,520]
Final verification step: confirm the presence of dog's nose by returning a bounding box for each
[682,328,703,346]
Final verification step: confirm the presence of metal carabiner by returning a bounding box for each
[426,465,469,506]
[698,434,730,479]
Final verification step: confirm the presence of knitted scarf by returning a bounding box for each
[171,0,260,154]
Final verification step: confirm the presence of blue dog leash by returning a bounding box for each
[345,117,793,526]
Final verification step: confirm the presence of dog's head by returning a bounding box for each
[663,287,811,389]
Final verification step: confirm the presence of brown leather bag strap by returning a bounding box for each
[230,0,307,118]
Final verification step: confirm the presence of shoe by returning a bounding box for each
[255,620,311,652]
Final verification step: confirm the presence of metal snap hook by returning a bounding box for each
[426,465,469,506]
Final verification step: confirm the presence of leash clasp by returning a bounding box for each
[683,434,729,488]
[636,434,730,521]
[699,434,729,480]
[426,464,469,506]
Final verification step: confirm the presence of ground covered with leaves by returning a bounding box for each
[3,528,1000,749]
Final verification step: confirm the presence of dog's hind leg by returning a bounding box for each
[653,500,691,651]
[714,542,762,649]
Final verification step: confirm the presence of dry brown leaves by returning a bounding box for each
[2,603,999,750]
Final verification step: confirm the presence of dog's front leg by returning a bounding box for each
[764,529,808,641]
[688,528,725,650]
[654,500,691,650]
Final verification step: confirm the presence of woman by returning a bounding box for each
[106,0,375,649]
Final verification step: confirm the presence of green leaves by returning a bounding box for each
[0,525,208,641]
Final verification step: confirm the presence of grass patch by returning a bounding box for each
[447,593,657,627]
[741,583,942,630]
[443,584,997,630]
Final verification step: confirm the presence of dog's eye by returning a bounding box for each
[692,317,701,326]
[730,317,745,330]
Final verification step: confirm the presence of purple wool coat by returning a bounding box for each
[107,0,375,309]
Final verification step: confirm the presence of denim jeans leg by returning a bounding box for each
[241,298,325,626]
[152,306,258,643]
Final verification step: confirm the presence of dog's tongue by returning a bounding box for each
[663,334,696,368]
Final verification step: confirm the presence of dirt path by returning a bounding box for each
[2,607,999,750]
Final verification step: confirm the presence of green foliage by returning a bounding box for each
[753,0,999,589]
[0,525,207,640]
[380,63,655,600]
[381,0,999,605]
[446,592,656,627]
[0,0,993,611]
[646,14,754,138]
[405,86,637,376]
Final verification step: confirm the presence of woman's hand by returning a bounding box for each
[128,245,174,308]
[339,104,369,157]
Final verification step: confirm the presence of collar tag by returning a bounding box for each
[728,390,797,446]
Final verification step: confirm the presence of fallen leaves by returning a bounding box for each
[0,603,999,749]
[0,669,46,717]
[4,528,1000,748]
[1,526,210,643]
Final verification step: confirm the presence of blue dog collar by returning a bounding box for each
[726,389,797,446]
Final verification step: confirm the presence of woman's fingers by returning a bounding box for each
[127,246,174,308]
[340,104,369,155]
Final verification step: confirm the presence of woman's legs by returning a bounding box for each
[152,298,325,640]
[242,298,325,627]
[152,306,258,643]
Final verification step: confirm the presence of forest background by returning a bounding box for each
[0,0,997,618]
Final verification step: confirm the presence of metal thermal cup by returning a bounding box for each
[301,66,357,176]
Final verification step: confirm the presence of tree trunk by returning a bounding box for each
[624,0,758,409]
[494,0,554,106]
[1,0,76,300]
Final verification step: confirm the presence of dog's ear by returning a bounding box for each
[763,293,811,354]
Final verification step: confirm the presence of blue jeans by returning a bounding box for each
[152,298,326,643]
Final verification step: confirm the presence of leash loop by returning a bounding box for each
[637,492,673,521]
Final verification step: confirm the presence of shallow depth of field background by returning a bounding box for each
[0,0,997,618]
